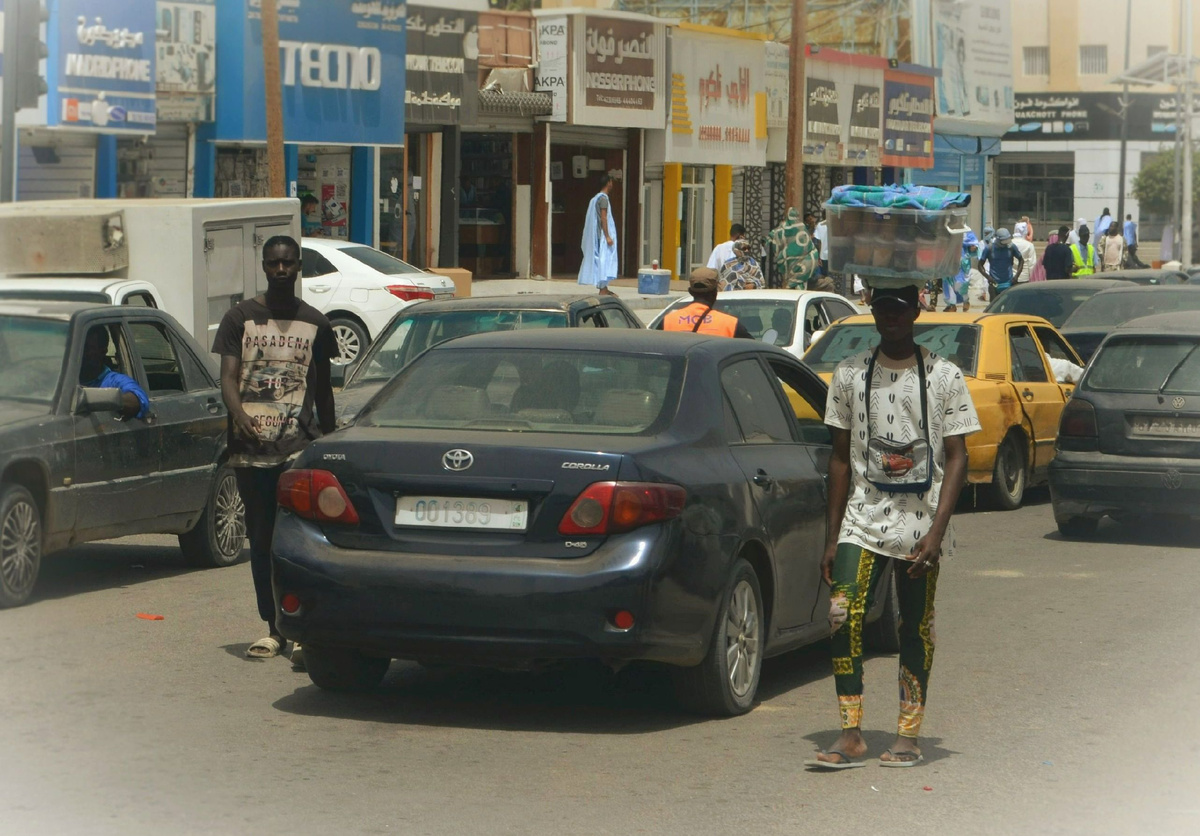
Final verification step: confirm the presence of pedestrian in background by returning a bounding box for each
[717,239,766,291]
[1071,226,1096,277]
[808,284,980,770]
[1099,225,1125,272]
[707,223,747,270]
[656,268,754,338]
[1012,227,1037,283]
[769,208,820,290]
[578,174,618,296]
[942,230,978,312]
[1067,218,1087,247]
[812,214,831,281]
[1043,227,1076,280]
[213,235,337,667]
[1123,214,1145,268]
[1093,208,1113,270]
[977,228,1025,298]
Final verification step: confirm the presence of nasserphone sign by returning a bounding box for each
[48,0,158,133]
[215,0,406,145]
[570,13,666,129]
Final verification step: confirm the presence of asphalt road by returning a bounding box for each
[2,491,1198,836]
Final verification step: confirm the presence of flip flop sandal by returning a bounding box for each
[879,749,924,768]
[804,750,867,770]
[246,636,283,659]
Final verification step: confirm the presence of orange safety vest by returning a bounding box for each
[662,302,739,337]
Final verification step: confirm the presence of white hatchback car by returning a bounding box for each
[300,238,456,366]
[648,289,859,357]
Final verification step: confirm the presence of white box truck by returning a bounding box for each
[0,198,300,349]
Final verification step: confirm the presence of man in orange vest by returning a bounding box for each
[658,268,754,338]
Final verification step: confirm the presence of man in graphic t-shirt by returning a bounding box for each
[807,284,980,771]
[213,235,336,667]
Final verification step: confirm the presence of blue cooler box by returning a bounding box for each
[637,268,672,295]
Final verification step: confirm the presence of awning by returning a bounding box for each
[477,89,553,117]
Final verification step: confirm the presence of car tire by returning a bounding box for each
[179,466,246,568]
[864,568,901,653]
[304,644,391,691]
[0,484,42,609]
[1055,514,1099,539]
[672,558,764,716]
[989,434,1026,511]
[330,318,369,367]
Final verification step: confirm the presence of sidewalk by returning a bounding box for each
[469,274,688,311]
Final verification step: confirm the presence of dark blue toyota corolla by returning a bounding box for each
[271,330,897,715]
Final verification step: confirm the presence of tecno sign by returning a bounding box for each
[278,41,383,90]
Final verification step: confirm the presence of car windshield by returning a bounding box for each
[0,315,68,406]
[1084,337,1200,395]
[1063,290,1200,329]
[804,323,981,377]
[986,287,1102,327]
[338,246,424,275]
[360,348,680,435]
[349,309,569,386]
[663,297,797,346]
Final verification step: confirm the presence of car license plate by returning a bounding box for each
[1130,415,1200,438]
[394,496,528,531]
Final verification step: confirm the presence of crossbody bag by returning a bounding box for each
[864,347,932,493]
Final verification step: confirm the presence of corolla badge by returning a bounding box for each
[442,449,474,471]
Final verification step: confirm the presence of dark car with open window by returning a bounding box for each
[0,301,245,607]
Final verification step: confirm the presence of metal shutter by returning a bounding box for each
[17,133,97,201]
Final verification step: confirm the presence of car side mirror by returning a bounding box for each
[807,330,826,349]
[76,387,125,415]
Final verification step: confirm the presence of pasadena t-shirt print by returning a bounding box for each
[825,349,981,560]
[213,298,335,468]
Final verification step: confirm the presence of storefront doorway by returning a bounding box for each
[460,133,514,278]
[550,145,625,277]
[997,154,1074,236]
[679,167,713,277]
[379,149,404,258]
[297,148,352,240]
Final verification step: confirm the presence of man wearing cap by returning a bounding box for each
[656,268,754,338]
[808,284,980,771]
[977,228,1025,298]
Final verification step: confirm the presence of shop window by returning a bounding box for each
[1022,46,1049,77]
[1079,45,1108,75]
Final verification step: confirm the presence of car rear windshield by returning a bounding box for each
[338,246,423,275]
[0,315,68,406]
[986,287,1100,327]
[1063,290,1200,329]
[804,323,980,377]
[663,298,796,346]
[359,348,680,435]
[350,309,569,385]
[1084,338,1200,395]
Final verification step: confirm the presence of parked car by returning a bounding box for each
[0,301,246,607]
[300,238,457,367]
[983,279,1126,327]
[1059,285,1200,362]
[804,312,1084,510]
[1093,268,1189,286]
[271,329,897,714]
[335,293,644,424]
[0,277,162,308]
[1050,312,1200,537]
[647,289,858,357]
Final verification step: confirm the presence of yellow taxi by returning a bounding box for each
[801,311,1084,509]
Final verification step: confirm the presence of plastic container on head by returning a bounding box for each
[824,203,968,287]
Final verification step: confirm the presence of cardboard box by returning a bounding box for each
[429,267,473,297]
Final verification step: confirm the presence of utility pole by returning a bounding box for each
[261,0,286,198]
[1115,0,1131,232]
[784,0,806,213]
[1184,0,1194,267]
[1,1,20,203]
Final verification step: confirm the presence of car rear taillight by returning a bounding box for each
[386,283,435,302]
[1057,399,1099,452]
[559,482,686,535]
[277,469,360,524]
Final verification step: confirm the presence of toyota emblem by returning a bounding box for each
[1173,396,1186,410]
[442,449,474,471]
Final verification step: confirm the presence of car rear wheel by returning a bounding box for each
[0,484,42,609]
[304,644,391,691]
[330,318,369,367]
[1055,513,1099,539]
[179,466,246,567]
[989,434,1026,510]
[672,558,763,716]
[864,568,901,653]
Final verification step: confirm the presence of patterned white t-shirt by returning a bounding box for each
[824,348,981,560]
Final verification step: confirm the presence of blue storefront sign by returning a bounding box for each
[46,0,158,132]
[909,136,1000,188]
[214,0,406,145]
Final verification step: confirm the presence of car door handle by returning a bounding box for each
[753,469,773,488]
[1022,389,1035,401]
[206,398,222,414]
[308,284,332,293]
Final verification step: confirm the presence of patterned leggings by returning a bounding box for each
[829,544,938,738]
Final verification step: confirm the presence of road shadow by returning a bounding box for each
[956,484,1051,516]
[1043,514,1200,549]
[800,730,958,765]
[755,640,835,702]
[26,540,246,605]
